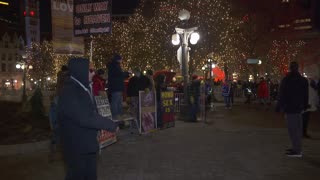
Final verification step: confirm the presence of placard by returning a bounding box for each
[95,95,117,148]
[161,91,175,128]
[139,91,157,134]
[51,0,84,54]
[74,0,112,36]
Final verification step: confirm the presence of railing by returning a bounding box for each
[174,93,184,113]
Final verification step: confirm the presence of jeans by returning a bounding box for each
[224,96,231,107]
[111,92,123,118]
[286,113,303,153]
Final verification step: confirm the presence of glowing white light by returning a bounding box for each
[47,77,51,81]
[21,65,25,70]
[171,34,180,45]
[16,64,21,69]
[258,60,262,65]
[30,78,33,81]
[190,32,200,45]
[212,64,216,68]
[28,65,33,69]
[14,80,17,83]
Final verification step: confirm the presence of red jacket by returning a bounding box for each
[258,80,269,98]
[92,75,106,96]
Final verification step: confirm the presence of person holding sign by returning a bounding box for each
[57,58,118,180]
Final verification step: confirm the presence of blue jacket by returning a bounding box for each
[278,72,308,113]
[108,60,124,93]
[57,58,117,155]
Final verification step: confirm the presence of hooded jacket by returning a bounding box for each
[57,58,117,155]
[107,57,124,93]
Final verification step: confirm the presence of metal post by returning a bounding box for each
[22,68,27,102]
[181,32,189,104]
[90,36,93,62]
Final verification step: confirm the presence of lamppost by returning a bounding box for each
[16,57,33,102]
[172,9,200,104]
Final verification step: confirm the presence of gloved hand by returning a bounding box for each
[145,88,150,93]
[190,96,195,104]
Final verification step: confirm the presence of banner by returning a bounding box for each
[51,0,84,54]
[139,91,157,134]
[74,0,112,36]
[95,95,117,149]
[161,91,175,128]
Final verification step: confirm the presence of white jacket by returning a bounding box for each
[307,79,319,112]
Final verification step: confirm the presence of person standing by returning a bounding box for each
[57,58,118,180]
[302,78,319,138]
[146,69,155,92]
[107,54,125,119]
[188,75,201,122]
[258,77,269,106]
[92,69,106,96]
[278,61,308,157]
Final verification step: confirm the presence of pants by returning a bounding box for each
[286,113,303,153]
[65,153,97,180]
[129,96,140,128]
[245,94,251,104]
[111,92,123,118]
[190,97,199,121]
[302,111,310,135]
[224,96,231,107]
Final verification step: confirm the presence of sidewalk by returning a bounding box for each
[0,104,319,180]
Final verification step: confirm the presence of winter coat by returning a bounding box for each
[92,74,106,96]
[278,71,308,113]
[56,70,69,96]
[258,80,269,98]
[222,83,230,97]
[57,58,117,156]
[107,60,124,93]
[127,75,151,97]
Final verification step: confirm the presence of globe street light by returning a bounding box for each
[172,10,199,105]
[16,61,33,102]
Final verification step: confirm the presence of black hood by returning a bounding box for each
[68,58,89,88]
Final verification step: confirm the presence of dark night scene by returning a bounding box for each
[0,0,320,179]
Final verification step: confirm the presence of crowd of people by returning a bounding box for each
[49,55,320,179]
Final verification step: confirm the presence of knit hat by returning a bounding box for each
[112,54,122,62]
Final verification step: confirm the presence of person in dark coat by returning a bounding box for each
[278,61,308,158]
[107,54,125,119]
[57,58,118,180]
[188,75,201,122]
[56,65,69,98]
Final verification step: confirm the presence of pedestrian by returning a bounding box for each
[243,81,252,104]
[222,80,231,109]
[92,69,106,96]
[188,75,201,121]
[302,78,319,138]
[56,65,69,101]
[146,69,155,92]
[57,58,118,180]
[107,54,125,119]
[155,74,167,128]
[278,61,308,157]
[127,68,151,122]
[258,77,269,106]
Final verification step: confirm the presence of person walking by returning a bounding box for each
[302,78,319,138]
[258,77,269,106]
[107,54,125,119]
[222,80,231,109]
[57,58,118,180]
[278,61,308,158]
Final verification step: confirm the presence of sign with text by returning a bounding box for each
[51,0,84,54]
[161,91,175,128]
[139,91,157,134]
[74,0,112,36]
[95,95,117,149]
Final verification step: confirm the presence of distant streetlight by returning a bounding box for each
[16,60,33,102]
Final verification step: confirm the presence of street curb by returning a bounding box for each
[0,140,50,156]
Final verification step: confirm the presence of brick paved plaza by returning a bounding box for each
[1,103,320,180]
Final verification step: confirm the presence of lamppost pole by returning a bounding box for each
[22,68,27,102]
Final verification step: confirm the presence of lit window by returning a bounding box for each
[282,0,289,3]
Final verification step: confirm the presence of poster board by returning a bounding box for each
[161,91,175,128]
[94,95,117,149]
[51,0,84,54]
[73,0,112,36]
[139,91,157,134]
